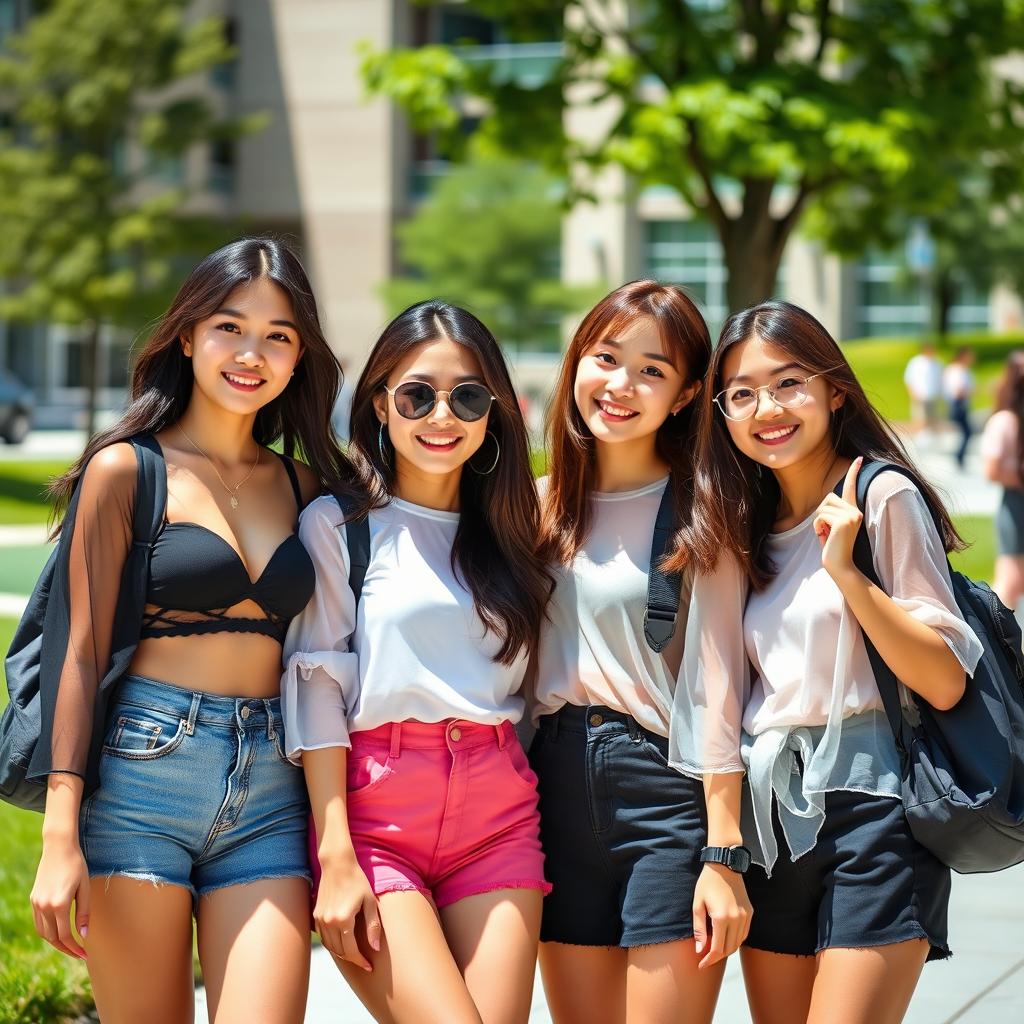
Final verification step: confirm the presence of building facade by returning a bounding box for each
[1,0,1021,425]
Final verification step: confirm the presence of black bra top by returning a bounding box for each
[141,452,316,642]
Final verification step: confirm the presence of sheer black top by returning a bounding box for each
[24,438,317,796]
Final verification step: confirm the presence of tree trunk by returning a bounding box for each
[722,236,785,315]
[83,319,101,439]
[931,269,955,345]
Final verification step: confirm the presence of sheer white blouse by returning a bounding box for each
[280,494,527,761]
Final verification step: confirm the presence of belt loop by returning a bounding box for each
[263,699,275,740]
[389,722,402,759]
[550,709,560,741]
[185,693,201,736]
[626,714,642,743]
[495,722,507,749]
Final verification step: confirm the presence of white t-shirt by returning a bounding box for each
[534,477,689,736]
[942,363,974,402]
[904,354,943,400]
[281,495,527,760]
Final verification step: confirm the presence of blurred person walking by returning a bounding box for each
[904,343,943,437]
[944,347,975,470]
[981,352,1024,613]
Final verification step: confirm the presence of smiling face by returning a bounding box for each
[572,316,699,446]
[182,276,302,415]
[718,335,844,471]
[372,336,491,486]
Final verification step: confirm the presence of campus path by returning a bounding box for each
[0,430,1020,1021]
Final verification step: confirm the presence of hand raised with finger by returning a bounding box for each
[813,457,864,583]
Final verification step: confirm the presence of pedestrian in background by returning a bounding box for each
[981,352,1024,613]
[904,343,943,437]
[944,347,975,470]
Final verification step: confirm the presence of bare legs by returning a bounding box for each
[742,939,930,1024]
[337,887,543,1024]
[85,876,311,1024]
[538,939,726,1024]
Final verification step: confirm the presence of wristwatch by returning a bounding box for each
[700,845,752,874]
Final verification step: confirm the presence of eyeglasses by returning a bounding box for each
[714,368,843,422]
[383,381,495,422]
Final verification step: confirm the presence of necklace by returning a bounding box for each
[178,424,260,510]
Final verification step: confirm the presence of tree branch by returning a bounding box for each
[813,0,833,65]
[684,120,728,232]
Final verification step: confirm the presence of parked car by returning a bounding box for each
[0,370,33,444]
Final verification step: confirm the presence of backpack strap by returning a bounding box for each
[330,491,371,604]
[842,459,924,752]
[275,452,304,511]
[128,435,167,546]
[644,482,683,653]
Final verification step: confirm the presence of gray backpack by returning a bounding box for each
[0,436,166,811]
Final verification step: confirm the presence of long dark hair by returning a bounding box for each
[995,351,1024,482]
[50,237,355,528]
[348,300,550,664]
[539,280,711,574]
[688,300,963,588]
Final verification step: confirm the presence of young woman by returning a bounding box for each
[28,238,350,1023]
[281,301,551,1024]
[683,301,983,1024]
[981,351,1024,611]
[532,280,751,1024]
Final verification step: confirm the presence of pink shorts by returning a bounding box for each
[310,719,551,909]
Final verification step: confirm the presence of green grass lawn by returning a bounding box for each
[0,462,68,526]
[844,331,1024,424]
[0,617,93,1024]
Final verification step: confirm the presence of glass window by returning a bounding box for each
[644,219,729,333]
[856,248,990,337]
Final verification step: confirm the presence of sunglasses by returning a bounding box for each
[383,380,495,422]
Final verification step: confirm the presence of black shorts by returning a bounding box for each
[744,789,951,961]
[530,704,707,948]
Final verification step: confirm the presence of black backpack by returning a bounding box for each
[1,436,167,812]
[850,460,1024,873]
[337,481,683,650]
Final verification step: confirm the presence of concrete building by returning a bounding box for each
[1,0,1021,426]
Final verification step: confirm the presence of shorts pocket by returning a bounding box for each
[103,708,186,761]
[502,739,540,794]
[346,747,394,801]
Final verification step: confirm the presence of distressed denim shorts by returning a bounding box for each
[80,675,311,902]
[531,704,708,948]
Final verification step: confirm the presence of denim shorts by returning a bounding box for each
[743,789,951,961]
[530,704,708,947]
[80,675,311,902]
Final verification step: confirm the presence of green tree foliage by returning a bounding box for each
[0,0,262,434]
[384,154,600,352]
[363,1,1024,313]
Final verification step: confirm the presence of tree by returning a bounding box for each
[0,0,260,435]
[383,153,600,352]
[362,1,1024,313]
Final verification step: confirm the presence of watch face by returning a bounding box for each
[729,846,752,873]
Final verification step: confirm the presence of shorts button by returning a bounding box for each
[589,713,603,727]
[450,727,462,741]
[240,707,251,720]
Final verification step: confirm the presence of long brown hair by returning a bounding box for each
[995,350,1024,482]
[348,300,550,665]
[688,300,963,588]
[50,237,356,529]
[539,280,711,573]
